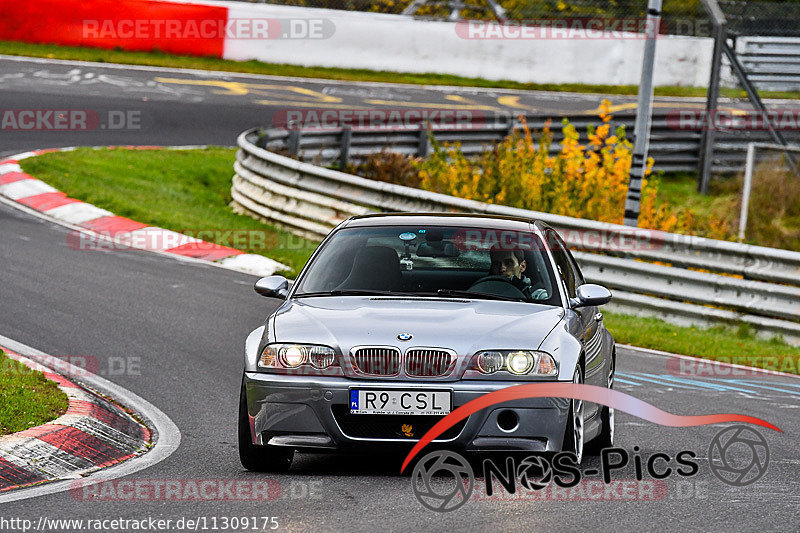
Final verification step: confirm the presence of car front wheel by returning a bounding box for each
[562,366,585,464]
[238,377,293,472]
[589,352,615,452]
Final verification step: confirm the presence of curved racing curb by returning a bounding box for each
[0,147,289,277]
[0,346,151,493]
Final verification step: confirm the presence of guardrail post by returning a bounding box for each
[287,129,301,157]
[623,0,662,227]
[739,142,757,241]
[417,124,430,158]
[339,127,352,169]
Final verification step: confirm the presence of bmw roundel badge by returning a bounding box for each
[397,333,413,341]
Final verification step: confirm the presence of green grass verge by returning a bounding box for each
[655,172,719,216]
[604,311,800,374]
[0,350,70,435]
[19,147,318,277]
[655,171,739,220]
[3,39,800,100]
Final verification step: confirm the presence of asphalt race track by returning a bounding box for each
[1,55,799,531]
[2,54,794,156]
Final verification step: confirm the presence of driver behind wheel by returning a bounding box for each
[489,247,548,300]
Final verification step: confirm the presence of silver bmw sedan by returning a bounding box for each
[239,213,615,471]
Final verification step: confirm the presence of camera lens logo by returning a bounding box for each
[516,455,553,491]
[708,425,770,486]
[411,450,474,512]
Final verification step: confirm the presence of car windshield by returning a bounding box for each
[293,225,561,306]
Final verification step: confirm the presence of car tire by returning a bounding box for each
[562,366,585,464]
[587,353,615,453]
[238,377,294,472]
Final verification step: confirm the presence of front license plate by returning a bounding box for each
[349,390,451,415]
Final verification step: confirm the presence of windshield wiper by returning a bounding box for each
[294,289,526,302]
[294,289,400,298]
[434,289,526,302]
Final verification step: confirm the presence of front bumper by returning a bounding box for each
[243,372,570,453]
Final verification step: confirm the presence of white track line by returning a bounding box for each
[0,334,181,504]
[619,343,800,380]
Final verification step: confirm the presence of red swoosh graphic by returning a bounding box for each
[400,383,781,472]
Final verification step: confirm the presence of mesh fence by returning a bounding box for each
[739,144,800,245]
[721,1,800,36]
[240,0,800,36]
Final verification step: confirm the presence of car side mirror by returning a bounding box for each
[254,276,289,299]
[571,283,612,308]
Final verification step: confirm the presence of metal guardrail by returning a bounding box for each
[738,36,800,92]
[257,111,800,174]
[233,127,800,344]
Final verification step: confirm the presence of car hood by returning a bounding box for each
[271,296,564,356]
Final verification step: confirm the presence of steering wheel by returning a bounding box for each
[467,275,527,299]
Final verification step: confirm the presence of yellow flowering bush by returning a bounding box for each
[416,99,727,236]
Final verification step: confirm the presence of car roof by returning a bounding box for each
[342,212,546,232]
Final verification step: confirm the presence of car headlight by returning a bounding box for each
[507,351,534,375]
[308,346,336,369]
[471,350,558,376]
[476,351,505,374]
[260,344,337,370]
[281,346,306,368]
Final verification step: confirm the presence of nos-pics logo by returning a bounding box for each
[411,425,770,512]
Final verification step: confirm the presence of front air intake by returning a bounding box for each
[405,348,454,377]
[351,347,401,376]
